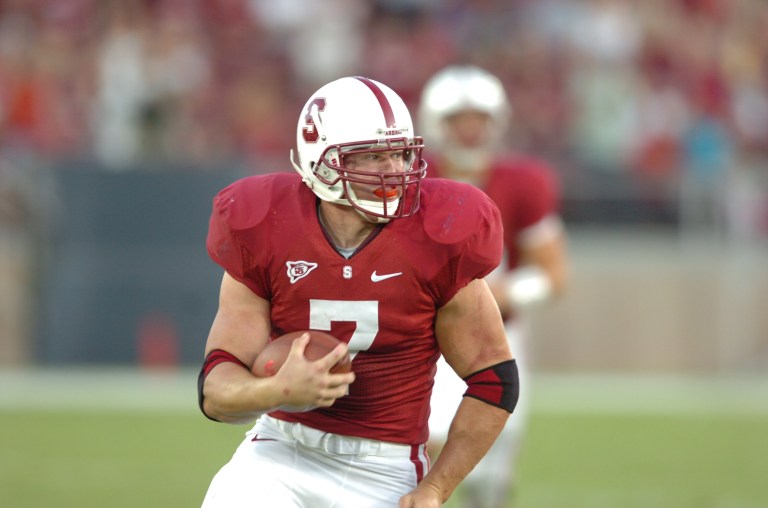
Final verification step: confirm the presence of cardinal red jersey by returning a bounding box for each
[427,154,560,270]
[206,172,502,445]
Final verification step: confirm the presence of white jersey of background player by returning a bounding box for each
[419,65,569,508]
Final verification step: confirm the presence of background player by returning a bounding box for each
[198,76,519,508]
[419,65,569,508]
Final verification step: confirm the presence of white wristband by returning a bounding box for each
[506,265,552,308]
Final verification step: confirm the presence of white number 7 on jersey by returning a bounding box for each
[308,299,378,360]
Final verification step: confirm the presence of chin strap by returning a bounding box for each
[354,206,392,224]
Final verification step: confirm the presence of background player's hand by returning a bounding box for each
[398,482,442,507]
[272,333,355,411]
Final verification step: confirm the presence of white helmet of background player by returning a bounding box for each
[290,76,426,223]
[418,65,510,173]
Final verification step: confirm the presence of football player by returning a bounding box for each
[419,65,569,508]
[198,76,519,508]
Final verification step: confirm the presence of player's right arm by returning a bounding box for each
[200,273,354,424]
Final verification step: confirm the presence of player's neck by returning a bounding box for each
[437,149,494,188]
[318,202,378,250]
[442,164,490,188]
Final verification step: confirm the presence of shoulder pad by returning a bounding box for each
[207,173,303,282]
[421,178,499,245]
[212,174,275,232]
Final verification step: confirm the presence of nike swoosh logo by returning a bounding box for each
[371,271,403,282]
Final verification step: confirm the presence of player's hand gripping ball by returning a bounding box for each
[251,330,352,377]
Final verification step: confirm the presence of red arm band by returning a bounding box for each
[462,359,519,413]
[197,349,249,421]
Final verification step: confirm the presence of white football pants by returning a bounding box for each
[201,415,429,508]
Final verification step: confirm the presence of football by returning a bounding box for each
[251,330,352,377]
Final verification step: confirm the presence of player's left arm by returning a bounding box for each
[401,278,515,506]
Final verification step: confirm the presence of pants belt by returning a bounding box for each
[265,416,413,458]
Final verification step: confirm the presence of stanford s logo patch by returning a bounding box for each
[286,261,318,284]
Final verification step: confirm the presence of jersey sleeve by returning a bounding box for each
[424,181,504,307]
[517,160,560,229]
[453,191,503,296]
[205,178,271,298]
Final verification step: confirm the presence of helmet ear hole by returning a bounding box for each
[318,165,334,182]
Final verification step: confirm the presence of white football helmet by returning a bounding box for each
[290,76,426,222]
[418,65,510,172]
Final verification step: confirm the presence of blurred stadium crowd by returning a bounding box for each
[1,0,767,240]
[0,0,766,371]
[0,0,767,236]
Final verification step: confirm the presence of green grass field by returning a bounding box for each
[1,371,766,507]
[515,412,768,508]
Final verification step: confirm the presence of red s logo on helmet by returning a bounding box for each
[302,98,327,143]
